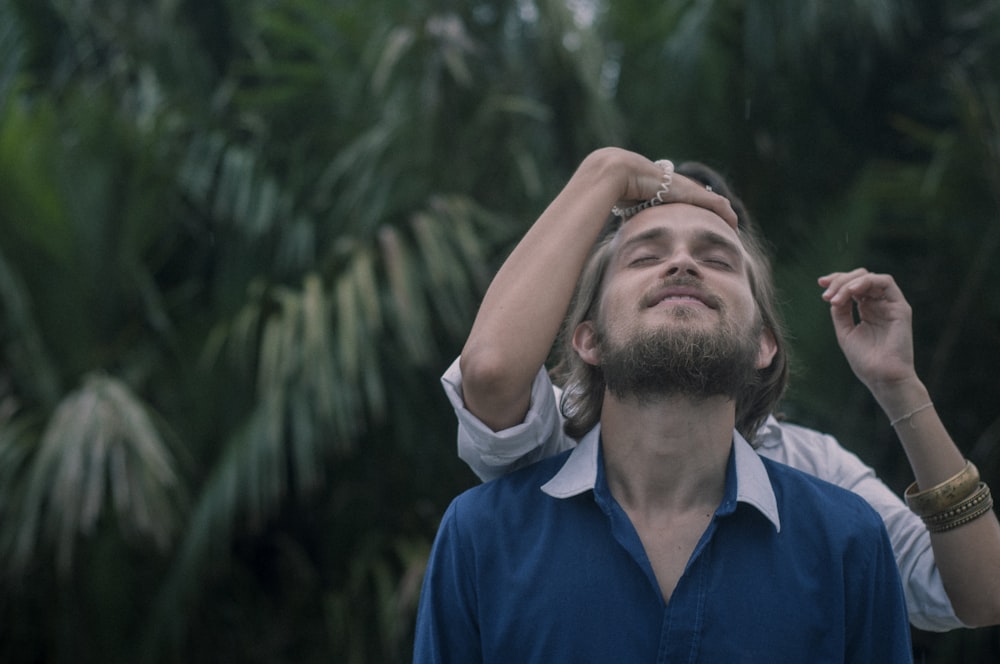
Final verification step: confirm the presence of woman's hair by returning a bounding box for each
[550,161,788,444]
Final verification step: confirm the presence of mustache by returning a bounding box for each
[642,276,723,310]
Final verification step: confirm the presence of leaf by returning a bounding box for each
[12,374,184,574]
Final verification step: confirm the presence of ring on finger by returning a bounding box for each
[653,159,674,204]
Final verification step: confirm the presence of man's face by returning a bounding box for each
[574,203,775,401]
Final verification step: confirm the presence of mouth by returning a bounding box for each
[645,286,717,310]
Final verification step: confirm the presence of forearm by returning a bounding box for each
[875,377,1000,626]
[460,149,633,430]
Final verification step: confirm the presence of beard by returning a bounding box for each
[597,312,763,404]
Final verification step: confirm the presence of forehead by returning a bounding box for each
[612,203,743,255]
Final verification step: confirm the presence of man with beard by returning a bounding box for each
[439,149,1000,635]
[413,149,913,663]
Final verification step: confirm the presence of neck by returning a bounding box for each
[600,392,734,516]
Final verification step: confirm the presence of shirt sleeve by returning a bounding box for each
[413,499,482,664]
[763,422,965,632]
[441,358,576,482]
[844,511,914,663]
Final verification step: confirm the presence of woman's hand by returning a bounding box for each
[586,147,738,230]
[819,268,918,393]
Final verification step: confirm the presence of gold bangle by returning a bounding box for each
[924,484,994,533]
[904,460,980,517]
[922,483,990,523]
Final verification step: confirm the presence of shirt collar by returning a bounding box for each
[754,413,784,449]
[540,425,781,532]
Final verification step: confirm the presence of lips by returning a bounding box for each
[644,284,718,310]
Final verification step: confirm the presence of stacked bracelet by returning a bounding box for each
[922,483,994,532]
[904,460,980,514]
[905,460,995,532]
[611,159,674,221]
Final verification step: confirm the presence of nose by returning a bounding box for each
[660,250,700,278]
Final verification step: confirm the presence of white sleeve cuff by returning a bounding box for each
[441,358,569,481]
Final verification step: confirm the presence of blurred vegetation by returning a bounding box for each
[0,0,998,661]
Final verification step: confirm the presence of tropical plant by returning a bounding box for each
[0,0,998,662]
[0,0,618,661]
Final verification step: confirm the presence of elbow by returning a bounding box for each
[460,347,521,404]
[459,350,532,431]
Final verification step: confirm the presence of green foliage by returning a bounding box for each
[0,0,998,662]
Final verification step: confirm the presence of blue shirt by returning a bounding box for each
[413,430,913,663]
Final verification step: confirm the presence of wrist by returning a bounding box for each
[574,149,628,200]
[869,374,929,421]
[579,147,651,202]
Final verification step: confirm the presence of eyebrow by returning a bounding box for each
[616,226,744,262]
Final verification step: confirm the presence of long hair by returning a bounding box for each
[550,162,788,444]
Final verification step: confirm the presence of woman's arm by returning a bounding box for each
[821,268,1000,626]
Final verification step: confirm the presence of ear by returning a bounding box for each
[572,321,602,367]
[755,327,778,370]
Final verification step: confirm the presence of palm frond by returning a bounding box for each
[139,406,280,657]
[10,374,184,574]
[178,130,294,240]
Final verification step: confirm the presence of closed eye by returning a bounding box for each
[702,257,733,269]
[628,255,660,267]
